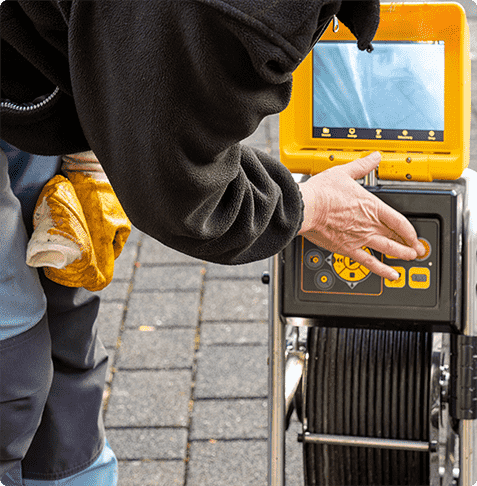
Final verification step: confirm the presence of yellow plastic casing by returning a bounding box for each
[280,2,471,181]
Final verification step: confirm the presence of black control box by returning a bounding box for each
[281,186,463,332]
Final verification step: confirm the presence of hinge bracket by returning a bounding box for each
[450,334,477,420]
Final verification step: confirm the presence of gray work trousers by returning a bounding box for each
[0,142,108,483]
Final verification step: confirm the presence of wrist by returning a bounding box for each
[297,182,317,235]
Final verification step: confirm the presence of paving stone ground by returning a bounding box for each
[98,112,305,485]
[98,3,477,484]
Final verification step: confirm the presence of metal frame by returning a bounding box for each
[459,169,477,485]
[268,170,477,486]
[268,251,286,486]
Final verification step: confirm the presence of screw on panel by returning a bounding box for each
[406,157,412,163]
[329,155,334,161]
[406,174,412,180]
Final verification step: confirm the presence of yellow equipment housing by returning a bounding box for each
[279,2,471,181]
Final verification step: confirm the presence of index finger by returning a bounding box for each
[349,247,400,281]
[340,152,381,180]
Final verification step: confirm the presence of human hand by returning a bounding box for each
[298,152,426,281]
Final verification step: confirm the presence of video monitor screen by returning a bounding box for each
[312,41,445,142]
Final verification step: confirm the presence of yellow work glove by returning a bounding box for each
[26,152,131,291]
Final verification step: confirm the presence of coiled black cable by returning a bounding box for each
[303,324,431,485]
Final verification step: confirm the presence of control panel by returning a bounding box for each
[281,186,462,331]
[300,218,438,307]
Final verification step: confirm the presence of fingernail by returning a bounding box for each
[390,270,400,281]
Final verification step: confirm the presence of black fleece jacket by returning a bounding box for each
[0,0,379,264]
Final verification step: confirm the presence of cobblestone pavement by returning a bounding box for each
[98,2,477,485]
[97,112,304,486]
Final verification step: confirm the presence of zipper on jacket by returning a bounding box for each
[0,86,60,112]
[333,16,339,33]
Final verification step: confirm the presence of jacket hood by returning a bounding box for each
[336,0,380,52]
[213,0,380,55]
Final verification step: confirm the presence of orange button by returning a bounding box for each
[416,238,431,261]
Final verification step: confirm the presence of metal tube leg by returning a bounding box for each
[269,254,286,486]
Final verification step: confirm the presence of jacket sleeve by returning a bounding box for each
[67,0,336,264]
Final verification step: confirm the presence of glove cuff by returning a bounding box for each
[62,151,109,182]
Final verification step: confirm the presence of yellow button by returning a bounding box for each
[409,267,430,289]
[332,254,347,275]
[359,247,372,276]
[340,267,367,282]
[333,248,372,282]
[344,257,361,270]
[359,265,370,276]
[384,267,405,288]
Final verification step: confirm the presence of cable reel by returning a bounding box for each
[289,324,460,485]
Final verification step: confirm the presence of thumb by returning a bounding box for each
[341,152,381,180]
